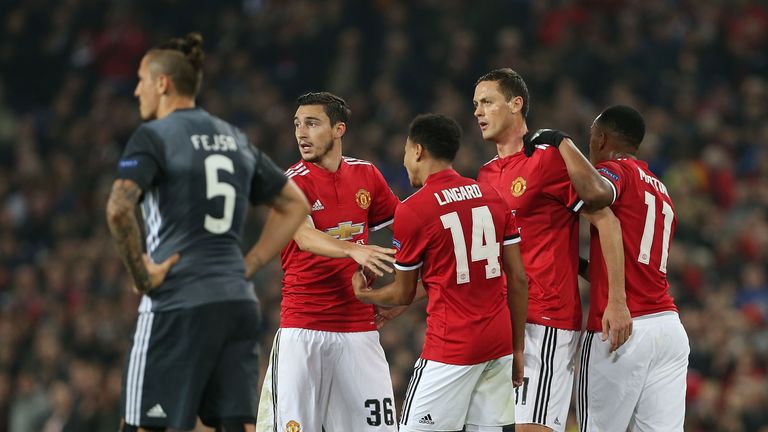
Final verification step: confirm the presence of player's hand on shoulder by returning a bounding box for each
[522,128,572,157]
[602,299,633,353]
[347,243,396,277]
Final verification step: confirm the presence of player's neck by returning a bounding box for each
[494,123,527,158]
[609,149,637,161]
[312,144,343,173]
[420,161,452,183]
[157,95,196,119]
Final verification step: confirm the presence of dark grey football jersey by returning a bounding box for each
[116,108,287,311]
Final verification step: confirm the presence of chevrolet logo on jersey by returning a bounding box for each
[325,221,365,241]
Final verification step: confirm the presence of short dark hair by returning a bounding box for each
[296,92,351,125]
[596,105,646,149]
[408,114,462,162]
[476,68,530,117]
[148,32,205,97]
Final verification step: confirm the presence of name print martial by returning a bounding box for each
[637,166,668,196]
[434,184,483,206]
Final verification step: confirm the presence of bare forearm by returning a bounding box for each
[108,211,151,292]
[294,223,355,258]
[503,245,528,352]
[106,180,150,293]
[559,139,613,210]
[591,211,626,303]
[508,277,528,352]
[358,282,412,307]
[245,206,306,278]
[245,180,309,278]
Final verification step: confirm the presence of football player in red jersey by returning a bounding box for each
[256,92,400,432]
[473,69,630,432]
[570,106,689,431]
[354,113,528,432]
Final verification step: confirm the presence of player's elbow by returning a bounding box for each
[581,180,614,210]
[510,272,528,293]
[105,197,131,228]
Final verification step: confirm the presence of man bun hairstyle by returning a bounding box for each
[296,92,351,125]
[476,68,530,118]
[597,105,646,149]
[148,32,205,97]
[408,113,462,162]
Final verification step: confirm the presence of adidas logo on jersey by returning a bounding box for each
[311,199,325,212]
[146,404,167,418]
[555,417,561,426]
[418,413,435,425]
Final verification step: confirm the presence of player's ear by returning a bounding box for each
[334,122,346,139]
[414,143,424,161]
[156,74,170,95]
[507,95,523,114]
[597,129,609,151]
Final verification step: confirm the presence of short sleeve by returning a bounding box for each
[595,160,624,205]
[503,210,521,246]
[249,148,288,205]
[392,203,427,271]
[115,126,164,191]
[368,167,399,231]
[541,148,583,212]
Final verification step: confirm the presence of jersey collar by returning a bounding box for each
[423,168,460,186]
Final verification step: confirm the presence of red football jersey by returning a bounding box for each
[477,145,583,330]
[280,156,399,332]
[393,169,521,365]
[587,158,678,331]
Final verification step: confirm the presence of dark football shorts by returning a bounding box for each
[121,300,261,429]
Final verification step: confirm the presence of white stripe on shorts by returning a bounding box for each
[271,329,281,432]
[532,326,557,424]
[578,331,596,432]
[400,358,428,425]
[126,312,154,425]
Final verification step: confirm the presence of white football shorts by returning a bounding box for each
[576,311,689,432]
[514,323,581,431]
[256,328,397,432]
[399,355,516,432]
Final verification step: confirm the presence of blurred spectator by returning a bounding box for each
[0,1,766,430]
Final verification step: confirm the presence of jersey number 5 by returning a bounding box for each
[440,206,501,284]
[204,155,236,234]
[638,191,674,273]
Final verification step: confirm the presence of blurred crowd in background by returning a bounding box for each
[0,0,767,431]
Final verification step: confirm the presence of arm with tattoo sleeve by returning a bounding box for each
[106,179,178,294]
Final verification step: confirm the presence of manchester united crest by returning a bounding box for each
[511,177,527,197]
[285,420,301,432]
[355,189,371,209]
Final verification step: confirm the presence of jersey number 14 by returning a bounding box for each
[440,205,501,284]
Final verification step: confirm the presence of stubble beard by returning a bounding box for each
[301,139,334,163]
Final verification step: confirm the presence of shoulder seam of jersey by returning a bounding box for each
[342,156,372,166]
[286,164,310,178]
